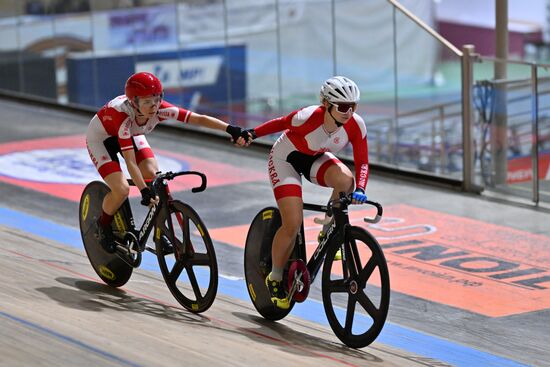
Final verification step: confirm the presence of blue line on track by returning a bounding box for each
[0,206,531,367]
[0,311,144,367]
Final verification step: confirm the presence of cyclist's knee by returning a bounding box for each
[279,219,301,239]
[139,158,158,179]
[325,165,353,191]
[111,182,130,199]
[332,174,354,193]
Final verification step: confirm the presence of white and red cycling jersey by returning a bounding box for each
[253,105,369,200]
[86,95,192,178]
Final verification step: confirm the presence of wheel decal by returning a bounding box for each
[81,194,89,221]
[98,265,116,281]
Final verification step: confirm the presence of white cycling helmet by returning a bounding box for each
[320,76,360,103]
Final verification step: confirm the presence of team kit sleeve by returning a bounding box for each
[117,118,135,153]
[96,104,134,153]
[252,110,298,138]
[350,119,370,191]
[158,100,192,123]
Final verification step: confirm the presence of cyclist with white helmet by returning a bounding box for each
[244,76,369,309]
[86,71,249,253]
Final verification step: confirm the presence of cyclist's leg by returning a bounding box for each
[88,136,129,251]
[269,152,303,273]
[266,196,302,309]
[102,171,130,215]
[88,136,131,217]
[310,153,354,201]
[272,196,303,270]
[266,153,303,309]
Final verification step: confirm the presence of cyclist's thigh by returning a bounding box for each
[87,137,122,179]
[268,153,303,201]
[310,153,353,188]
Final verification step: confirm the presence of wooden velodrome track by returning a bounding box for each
[0,98,548,366]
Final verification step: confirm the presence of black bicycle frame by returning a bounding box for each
[122,170,207,252]
[296,201,350,284]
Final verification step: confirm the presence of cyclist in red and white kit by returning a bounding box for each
[86,71,249,252]
[245,76,369,309]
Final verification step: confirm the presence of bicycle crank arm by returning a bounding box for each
[287,272,304,300]
[113,240,138,255]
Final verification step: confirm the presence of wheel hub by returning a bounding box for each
[349,280,358,294]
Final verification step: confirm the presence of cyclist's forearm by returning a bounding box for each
[188,113,228,131]
[126,162,147,190]
[121,150,147,190]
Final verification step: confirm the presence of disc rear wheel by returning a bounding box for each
[79,181,133,287]
[244,207,297,321]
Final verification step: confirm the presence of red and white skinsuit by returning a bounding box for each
[86,95,192,178]
[251,105,369,200]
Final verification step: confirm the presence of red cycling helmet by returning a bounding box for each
[125,72,163,102]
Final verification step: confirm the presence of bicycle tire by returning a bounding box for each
[321,226,390,348]
[79,181,133,287]
[154,200,218,313]
[244,207,295,321]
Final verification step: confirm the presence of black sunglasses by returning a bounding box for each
[331,102,357,113]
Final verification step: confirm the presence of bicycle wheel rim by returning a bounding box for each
[155,201,218,313]
[321,227,390,348]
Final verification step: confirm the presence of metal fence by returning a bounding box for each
[0,0,548,206]
[470,56,550,205]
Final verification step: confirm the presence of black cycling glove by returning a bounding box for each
[243,128,257,142]
[226,125,256,144]
[226,125,243,143]
[140,187,156,206]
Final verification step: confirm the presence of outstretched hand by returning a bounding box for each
[226,125,254,147]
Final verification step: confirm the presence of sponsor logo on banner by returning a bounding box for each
[137,56,223,88]
[109,6,177,49]
[507,153,550,183]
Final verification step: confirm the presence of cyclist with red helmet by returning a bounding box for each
[244,76,369,309]
[86,71,249,252]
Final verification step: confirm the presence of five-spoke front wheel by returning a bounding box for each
[155,200,218,313]
[321,226,390,348]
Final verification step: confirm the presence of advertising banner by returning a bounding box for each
[66,45,246,116]
[108,5,177,50]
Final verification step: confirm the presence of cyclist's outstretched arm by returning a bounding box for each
[188,113,250,147]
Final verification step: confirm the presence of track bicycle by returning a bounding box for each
[244,193,390,348]
[78,170,218,313]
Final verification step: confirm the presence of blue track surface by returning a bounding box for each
[0,206,531,367]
